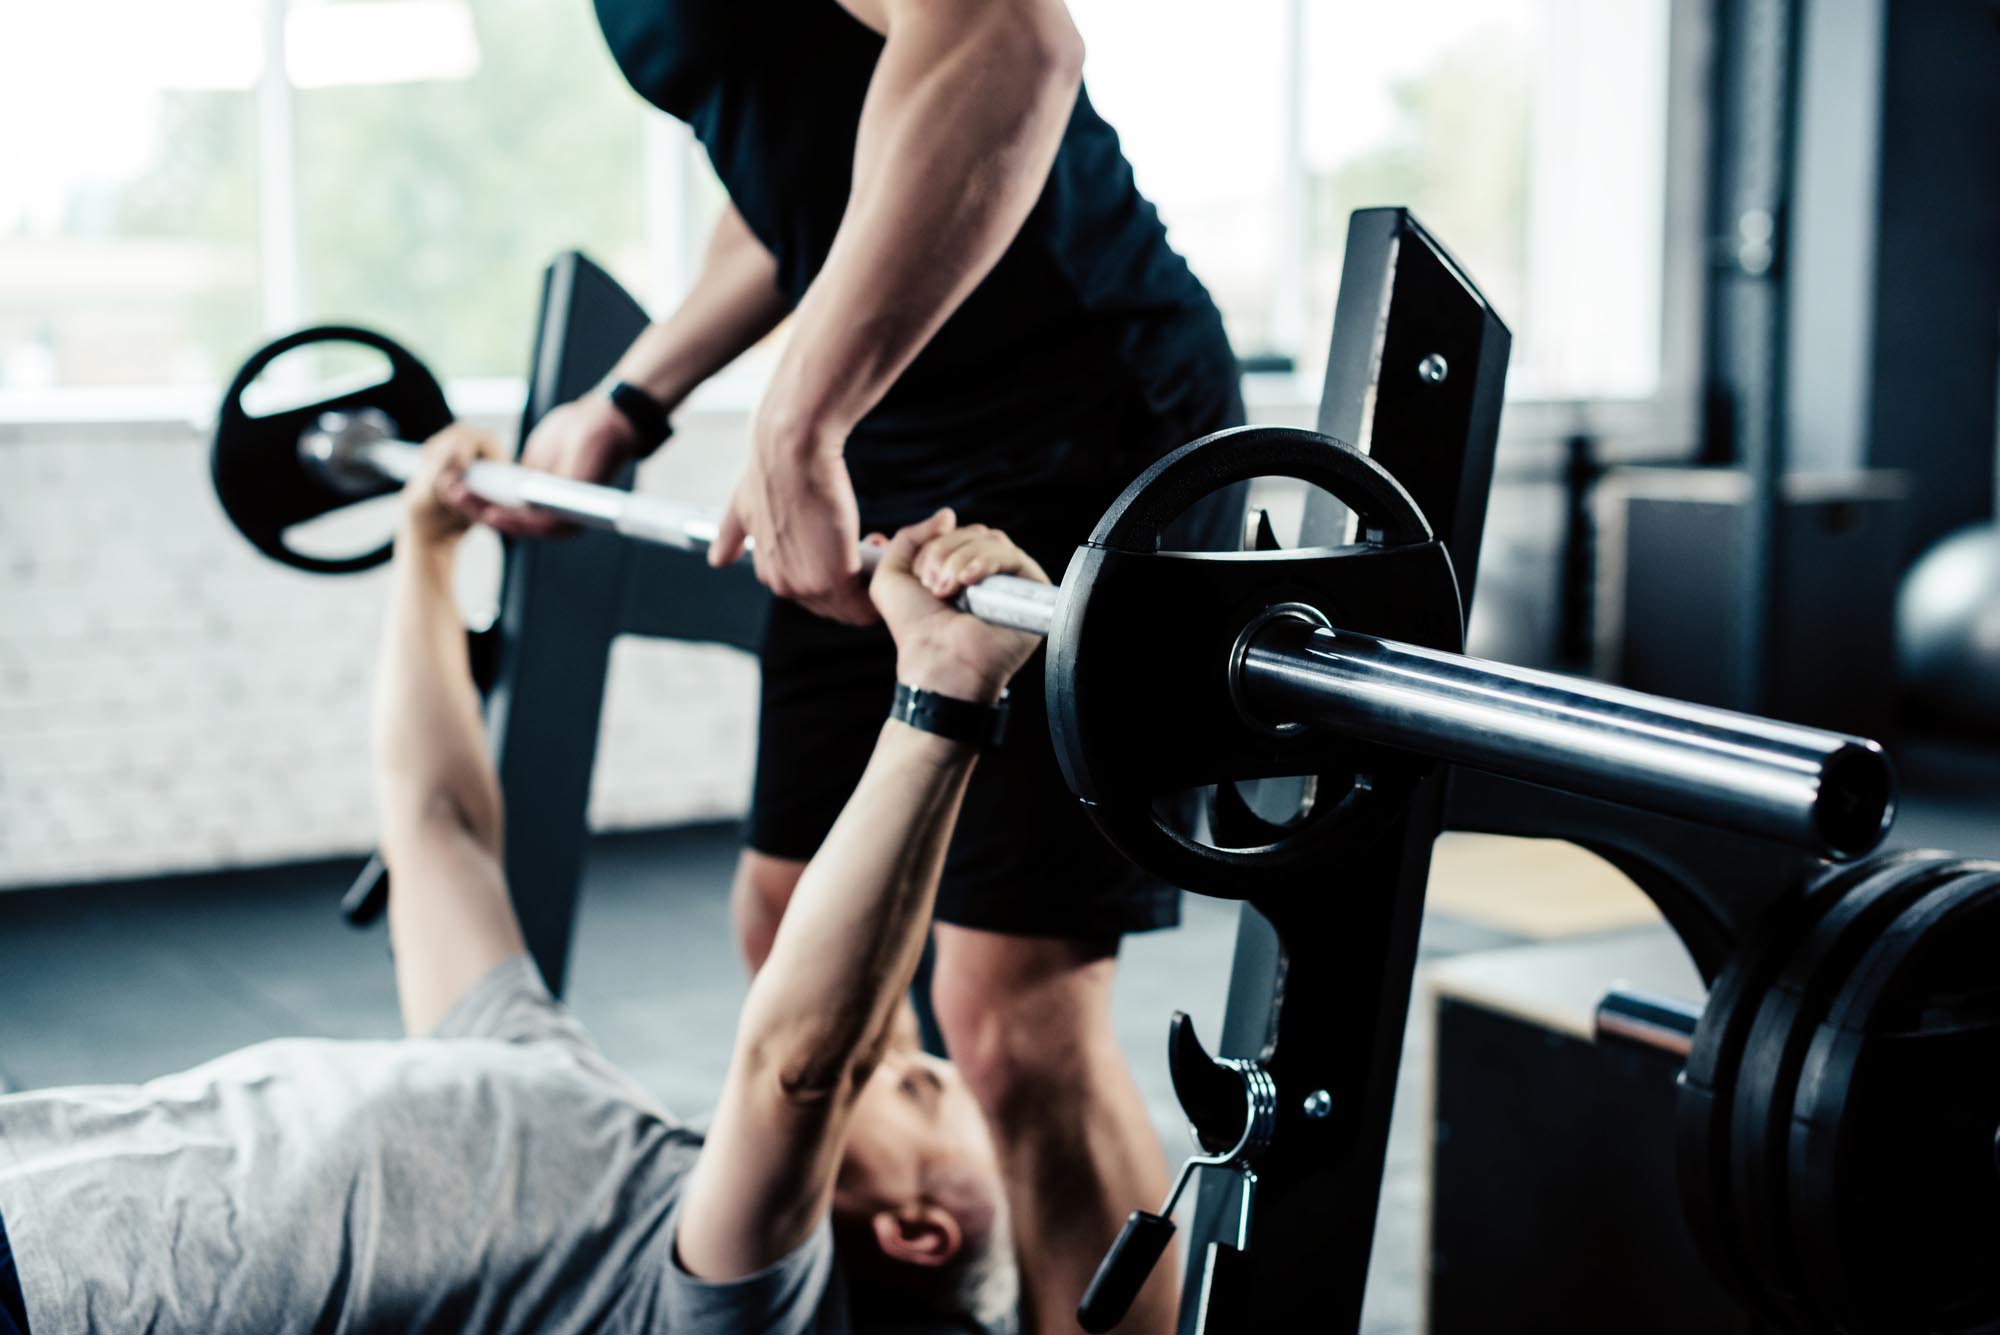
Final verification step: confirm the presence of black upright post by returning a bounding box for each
[1705,0,1803,713]
[1862,0,2000,557]
[485,255,652,994]
[1180,211,1509,1332]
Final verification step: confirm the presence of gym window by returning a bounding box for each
[0,0,1700,457]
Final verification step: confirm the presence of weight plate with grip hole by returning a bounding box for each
[1045,425,1464,899]
[211,326,452,574]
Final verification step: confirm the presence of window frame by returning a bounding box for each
[0,0,1708,470]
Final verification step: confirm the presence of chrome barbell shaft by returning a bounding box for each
[305,413,1893,858]
[1237,619,1893,860]
[308,414,1062,635]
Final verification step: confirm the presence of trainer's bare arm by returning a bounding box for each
[372,427,527,1034]
[609,200,791,414]
[709,0,1086,623]
[676,519,1048,1279]
[480,200,791,539]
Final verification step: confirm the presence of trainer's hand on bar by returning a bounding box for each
[472,396,643,539]
[711,436,876,626]
[408,425,507,551]
[870,511,1048,705]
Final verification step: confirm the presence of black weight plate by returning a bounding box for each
[1677,849,1939,1304]
[212,326,452,574]
[1728,853,1979,1317]
[1044,425,1465,899]
[1788,865,2000,1334]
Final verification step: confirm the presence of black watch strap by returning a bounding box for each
[889,682,1009,750]
[605,380,674,457]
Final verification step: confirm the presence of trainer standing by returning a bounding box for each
[488,3,1243,1329]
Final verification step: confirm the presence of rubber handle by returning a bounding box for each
[1078,1210,1177,1334]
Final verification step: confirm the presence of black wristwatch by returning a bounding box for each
[889,682,1010,750]
[604,380,675,457]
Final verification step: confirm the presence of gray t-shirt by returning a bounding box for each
[0,955,849,1335]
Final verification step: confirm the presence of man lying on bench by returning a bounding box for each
[0,426,1046,1335]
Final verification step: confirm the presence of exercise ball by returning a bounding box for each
[1896,524,2000,731]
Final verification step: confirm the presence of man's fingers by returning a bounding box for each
[966,533,1048,586]
[478,507,568,539]
[937,541,992,593]
[914,523,984,590]
[456,498,514,533]
[877,508,955,579]
[710,502,749,569]
[912,524,1048,596]
[437,474,477,512]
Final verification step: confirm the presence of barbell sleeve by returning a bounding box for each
[1236,618,1894,861]
[302,412,1893,859]
[1593,988,1702,1058]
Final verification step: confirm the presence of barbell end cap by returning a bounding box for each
[1812,741,1898,862]
[301,408,401,497]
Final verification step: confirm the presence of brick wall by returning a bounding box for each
[0,412,760,890]
[0,399,1561,890]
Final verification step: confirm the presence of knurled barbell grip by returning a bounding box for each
[302,414,1898,863]
[311,419,1063,637]
[1077,1209,1178,1335]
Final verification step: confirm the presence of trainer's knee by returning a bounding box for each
[730,850,805,973]
[929,927,1119,1116]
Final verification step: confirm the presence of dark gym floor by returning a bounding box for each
[0,738,1993,1333]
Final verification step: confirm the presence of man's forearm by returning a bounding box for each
[758,3,1084,447]
[370,537,501,852]
[611,201,791,411]
[735,723,975,1086]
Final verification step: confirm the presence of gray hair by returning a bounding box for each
[949,1194,1019,1331]
[835,1170,1021,1333]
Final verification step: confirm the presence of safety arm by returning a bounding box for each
[371,532,525,1034]
[675,723,978,1279]
[607,199,792,412]
[757,0,1085,453]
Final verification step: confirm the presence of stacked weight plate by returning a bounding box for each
[1681,850,2000,1332]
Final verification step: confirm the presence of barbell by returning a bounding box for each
[212,327,1896,897]
[297,407,1062,635]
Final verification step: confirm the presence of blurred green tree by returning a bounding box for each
[1308,41,1531,344]
[295,0,648,378]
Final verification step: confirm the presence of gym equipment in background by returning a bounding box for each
[1594,467,1908,741]
[1896,522,2000,733]
[214,347,1893,886]
[206,212,1994,1335]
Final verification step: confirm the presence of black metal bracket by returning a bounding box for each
[1179,209,1511,1332]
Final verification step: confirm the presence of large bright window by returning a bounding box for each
[294,0,646,377]
[1,0,1685,415]
[1071,0,1674,400]
[0,7,262,389]
[0,0,647,394]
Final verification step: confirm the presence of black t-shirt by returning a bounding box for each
[592,0,1238,529]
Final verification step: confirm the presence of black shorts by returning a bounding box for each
[746,381,1248,940]
[0,1211,28,1335]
